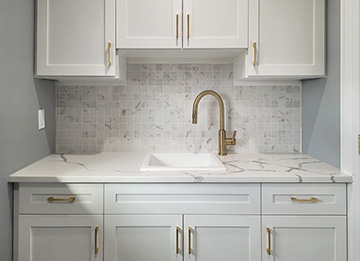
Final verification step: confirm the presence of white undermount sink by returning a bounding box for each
[140,152,226,171]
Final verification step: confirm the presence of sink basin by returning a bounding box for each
[140,153,226,171]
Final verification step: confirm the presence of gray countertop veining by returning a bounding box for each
[8,152,352,183]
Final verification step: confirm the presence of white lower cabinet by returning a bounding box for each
[104,215,182,261]
[15,183,347,261]
[18,215,103,261]
[104,214,260,261]
[262,216,347,261]
[184,215,261,261]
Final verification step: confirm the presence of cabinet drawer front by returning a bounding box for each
[19,183,103,214]
[105,184,260,214]
[262,184,346,215]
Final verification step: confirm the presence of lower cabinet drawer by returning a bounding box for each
[105,183,260,214]
[262,184,346,215]
[19,183,103,214]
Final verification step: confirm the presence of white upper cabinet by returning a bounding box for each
[183,0,248,49]
[245,0,325,78]
[117,0,182,49]
[117,0,248,49]
[36,0,116,77]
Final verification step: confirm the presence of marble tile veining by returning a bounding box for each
[56,64,301,153]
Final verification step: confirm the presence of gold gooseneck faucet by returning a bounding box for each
[192,90,236,156]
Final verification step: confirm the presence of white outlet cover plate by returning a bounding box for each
[38,109,45,130]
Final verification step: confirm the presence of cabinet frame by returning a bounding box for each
[36,0,116,76]
[18,215,103,261]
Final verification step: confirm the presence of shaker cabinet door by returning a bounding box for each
[36,0,115,76]
[18,215,103,261]
[247,0,325,77]
[262,216,347,261]
[184,215,261,261]
[117,0,182,49]
[104,215,183,261]
[183,0,248,49]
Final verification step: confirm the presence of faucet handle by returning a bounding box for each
[225,130,237,146]
[232,130,237,140]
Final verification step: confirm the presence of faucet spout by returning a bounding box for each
[192,90,225,130]
[192,90,236,156]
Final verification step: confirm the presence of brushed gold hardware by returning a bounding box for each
[192,90,236,155]
[291,197,318,202]
[253,42,257,66]
[176,226,179,254]
[187,14,190,39]
[358,134,360,154]
[95,226,99,254]
[107,42,112,67]
[47,196,75,203]
[188,227,191,254]
[266,227,271,255]
[176,14,179,39]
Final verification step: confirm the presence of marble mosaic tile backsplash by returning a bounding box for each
[56,64,301,153]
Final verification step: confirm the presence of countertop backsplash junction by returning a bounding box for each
[56,64,301,153]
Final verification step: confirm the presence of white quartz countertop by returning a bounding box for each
[8,152,352,183]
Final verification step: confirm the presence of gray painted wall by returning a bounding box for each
[0,0,55,259]
[302,0,340,168]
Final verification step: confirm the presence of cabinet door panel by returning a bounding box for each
[105,215,182,261]
[117,0,182,48]
[183,0,248,48]
[248,0,325,77]
[184,215,261,261]
[263,216,347,261]
[37,0,115,76]
[18,215,103,261]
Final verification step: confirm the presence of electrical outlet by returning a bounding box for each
[38,109,45,130]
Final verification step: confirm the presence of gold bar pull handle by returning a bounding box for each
[291,197,318,202]
[252,42,257,66]
[107,42,112,67]
[266,227,271,255]
[176,14,179,39]
[187,14,190,39]
[47,196,75,203]
[95,226,99,255]
[188,226,192,255]
[176,226,179,254]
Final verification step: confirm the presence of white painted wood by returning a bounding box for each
[18,215,103,261]
[184,215,261,261]
[262,216,347,261]
[183,0,248,49]
[262,184,346,215]
[36,0,115,76]
[13,184,19,261]
[246,0,325,77]
[19,183,103,214]
[105,183,260,214]
[104,215,182,261]
[56,51,127,86]
[340,0,360,260]
[117,0,182,49]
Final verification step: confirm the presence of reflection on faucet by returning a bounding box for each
[192,90,236,156]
